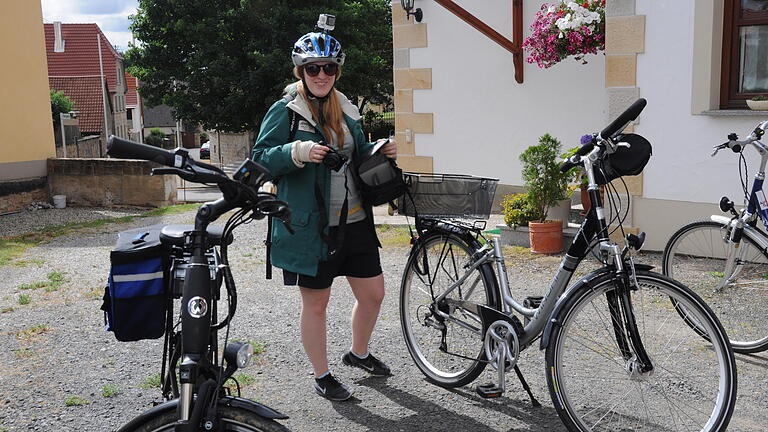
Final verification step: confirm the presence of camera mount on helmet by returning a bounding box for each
[316,14,336,33]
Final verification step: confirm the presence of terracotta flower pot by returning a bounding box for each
[529,220,563,254]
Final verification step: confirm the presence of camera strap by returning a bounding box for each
[314,167,349,257]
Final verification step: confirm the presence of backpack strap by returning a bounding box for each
[283,93,300,143]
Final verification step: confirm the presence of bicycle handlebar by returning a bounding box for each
[559,98,647,173]
[107,135,294,231]
[108,136,179,167]
[600,98,647,139]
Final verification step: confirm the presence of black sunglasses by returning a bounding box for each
[304,63,338,77]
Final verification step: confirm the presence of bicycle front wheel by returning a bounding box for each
[663,220,768,353]
[400,233,500,388]
[546,270,736,432]
[123,405,289,432]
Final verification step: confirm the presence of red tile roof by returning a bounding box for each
[49,76,106,135]
[125,72,139,107]
[44,23,123,93]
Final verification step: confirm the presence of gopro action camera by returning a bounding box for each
[317,14,336,32]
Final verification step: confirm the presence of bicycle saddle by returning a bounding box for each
[159,225,233,247]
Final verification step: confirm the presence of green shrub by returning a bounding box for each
[519,134,570,221]
[501,193,542,227]
[751,95,768,101]
[144,128,167,147]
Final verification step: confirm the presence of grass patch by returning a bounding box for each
[19,281,48,290]
[707,271,725,278]
[376,224,412,247]
[1,307,14,314]
[0,204,199,266]
[16,324,50,342]
[64,396,90,407]
[0,426,8,432]
[13,348,33,358]
[101,383,121,398]
[11,258,45,267]
[225,373,256,392]
[483,229,501,235]
[139,373,162,389]
[17,294,31,305]
[17,272,67,293]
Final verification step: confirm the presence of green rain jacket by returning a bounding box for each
[251,86,380,277]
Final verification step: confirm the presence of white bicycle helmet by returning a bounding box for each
[292,32,345,67]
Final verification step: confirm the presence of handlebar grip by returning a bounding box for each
[600,98,647,138]
[560,160,577,173]
[107,135,177,166]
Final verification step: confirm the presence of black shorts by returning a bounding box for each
[283,220,382,289]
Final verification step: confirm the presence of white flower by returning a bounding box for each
[547,5,556,13]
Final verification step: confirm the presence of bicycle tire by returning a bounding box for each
[545,270,737,432]
[124,405,289,432]
[400,232,500,388]
[662,219,768,353]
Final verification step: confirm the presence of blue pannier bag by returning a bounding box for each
[102,225,169,342]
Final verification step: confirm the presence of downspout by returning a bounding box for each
[98,34,110,155]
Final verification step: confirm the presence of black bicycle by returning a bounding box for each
[397,99,737,431]
[106,136,292,432]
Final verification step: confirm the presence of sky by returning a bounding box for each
[40,0,139,52]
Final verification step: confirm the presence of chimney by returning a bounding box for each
[54,21,65,52]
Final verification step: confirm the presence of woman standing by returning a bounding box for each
[252,27,396,401]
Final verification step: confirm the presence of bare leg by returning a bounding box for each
[299,286,332,376]
[347,274,385,355]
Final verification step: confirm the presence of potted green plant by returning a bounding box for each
[520,134,571,253]
[747,95,768,111]
[501,192,542,228]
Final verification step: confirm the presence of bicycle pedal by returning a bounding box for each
[476,383,504,398]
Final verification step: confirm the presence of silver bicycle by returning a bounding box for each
[399,99,737,431]
[663,120,768,353]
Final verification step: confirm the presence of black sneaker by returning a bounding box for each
[342,351,392,376]
[314,373,353,401]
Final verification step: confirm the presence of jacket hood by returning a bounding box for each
[283,83,362,127]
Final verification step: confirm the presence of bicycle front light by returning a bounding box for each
[224,342,254,369]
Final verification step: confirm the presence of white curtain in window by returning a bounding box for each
[739,25,768,93]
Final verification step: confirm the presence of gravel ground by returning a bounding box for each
[0,207,766,431]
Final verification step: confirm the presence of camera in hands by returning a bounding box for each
[322,144,348,172]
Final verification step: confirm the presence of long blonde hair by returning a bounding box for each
[293,66,345,148]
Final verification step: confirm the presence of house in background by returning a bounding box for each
[391,0,768,251]
[125,72,144,143]
[44,22,134,154]
[1,0,56,214]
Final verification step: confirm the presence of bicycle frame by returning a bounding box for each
[422,145,653,368]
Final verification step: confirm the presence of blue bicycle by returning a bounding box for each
[663,120,768,353]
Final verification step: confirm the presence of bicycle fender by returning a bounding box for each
[117,396,288,431]
[539,263,654,351]
[710,214,768,245]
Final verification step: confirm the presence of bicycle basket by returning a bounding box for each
[595,133,652,185]
[396,172,499,219]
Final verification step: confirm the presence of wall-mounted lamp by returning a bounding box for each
[400,0,423,22]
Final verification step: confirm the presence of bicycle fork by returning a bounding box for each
[603,243,654,375]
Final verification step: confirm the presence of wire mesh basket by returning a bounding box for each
[397,172,499,219]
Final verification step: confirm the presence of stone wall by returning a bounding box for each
[209,131,255,166]
[47,158,177,208]
[0,178,49,215]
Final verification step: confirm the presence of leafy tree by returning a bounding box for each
[127,0,392,133]
[50,89,74,127]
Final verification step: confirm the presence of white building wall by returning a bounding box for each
[409,0,607,186]
[636,0,764,205]
[632,0,768,249]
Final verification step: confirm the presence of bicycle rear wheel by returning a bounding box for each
[662,220,768,353]
[124,405,289,432]
[400,232,499,388]
[545,270,736,431]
